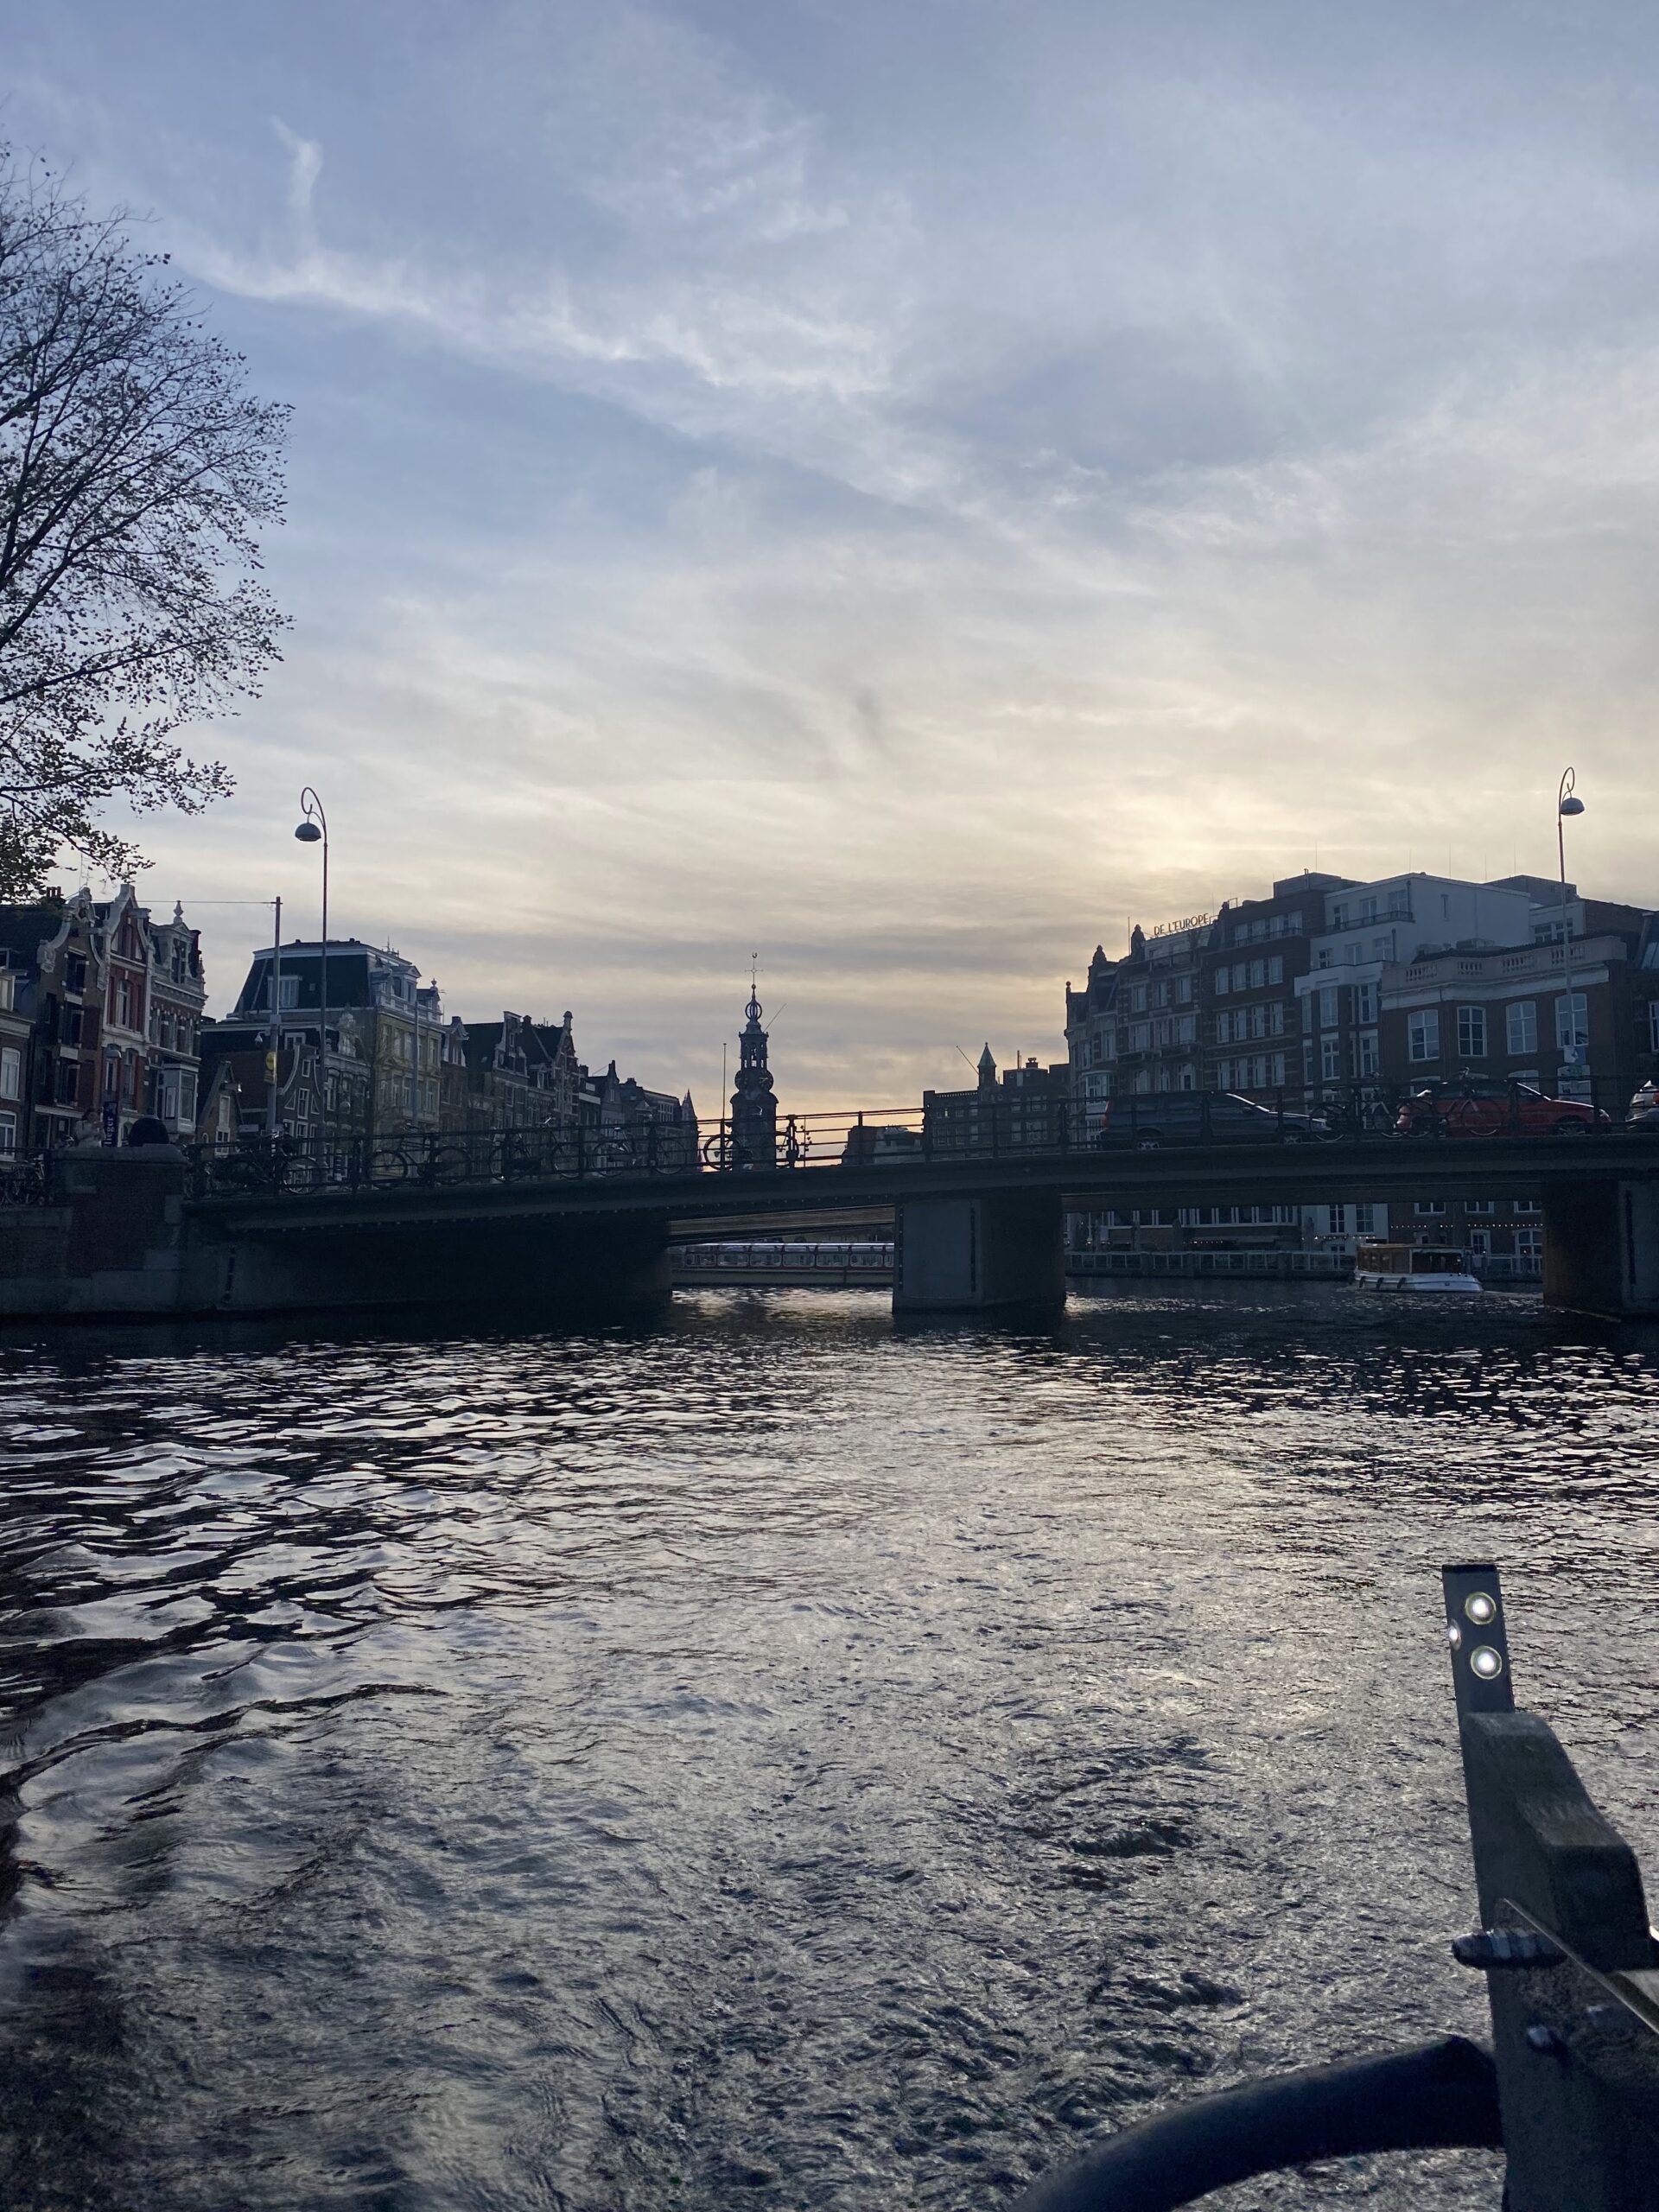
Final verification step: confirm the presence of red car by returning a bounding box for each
[1395,1077,1610,1137]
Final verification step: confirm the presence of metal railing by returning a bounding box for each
[174,1073,1653,1202]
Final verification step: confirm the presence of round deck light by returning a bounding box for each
[1470,1645,1504,1681]
[1464,1592,1497,1625]
[1446,1622,1463,1650]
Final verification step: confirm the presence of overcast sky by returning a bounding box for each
[11,1,1659,1107]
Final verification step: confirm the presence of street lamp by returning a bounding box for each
[1557,768,1586,1096]
[294,787,330,1147]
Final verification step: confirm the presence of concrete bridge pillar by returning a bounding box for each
[893,1191,1065,1315]
[1542,1180,1659,1319]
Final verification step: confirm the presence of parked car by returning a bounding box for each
[1395,1076,1611,1137]
[1628,1081,1659,1131]
[1095,1091,1334,1148]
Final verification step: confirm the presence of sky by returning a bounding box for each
[10,0,1659,1109]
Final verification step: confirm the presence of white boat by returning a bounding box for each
[1354,1241,1483,1294]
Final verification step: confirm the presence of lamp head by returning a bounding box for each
[1559,794,1586,818]
[294,820,323,843]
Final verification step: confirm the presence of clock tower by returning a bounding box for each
[730,966,778,1168]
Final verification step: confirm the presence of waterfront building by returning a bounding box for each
[1066,876,1357,1126]
[0,892,104,1149]
[194,1055,245,1152]
[91,887,157,1143]
[1295,872,1655,1109]
[220,938,436,1143]
[730,987,777,1167]
[581,1057,699,1169]
[145,903,207,1141]
[0,887,207,1150]
[0,954,29,1158]
[460,1012,582,1131]
[923,1046,1071,1152]
[195,1037,323,1146]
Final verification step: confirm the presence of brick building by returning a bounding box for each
[924,1046,1072,1151]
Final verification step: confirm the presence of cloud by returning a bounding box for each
[10,0,1659,1103]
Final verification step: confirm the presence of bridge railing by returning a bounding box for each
[181,1072,1653,1202]
[0,1150,52,1206]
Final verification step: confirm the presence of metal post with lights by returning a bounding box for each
[1441,1562,1659,2208]
[1556,768,1587,1100]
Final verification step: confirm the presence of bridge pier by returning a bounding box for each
[893,1192,1065,1316]
[1542,1181,1659,1319]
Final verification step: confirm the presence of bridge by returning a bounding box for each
[6,1103,1656,1319]
[6,1099,1640,1322]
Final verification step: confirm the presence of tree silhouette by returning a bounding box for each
[0,146,289,895]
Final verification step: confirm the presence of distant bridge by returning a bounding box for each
[175,1109,1659,1321]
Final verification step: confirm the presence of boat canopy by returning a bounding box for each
[1357,1242,1471,1274]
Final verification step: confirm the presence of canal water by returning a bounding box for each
[1,1286,1656,2210]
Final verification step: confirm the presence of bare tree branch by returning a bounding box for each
[0,144,289,897]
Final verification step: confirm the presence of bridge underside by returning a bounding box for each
[192,1211,672,1319]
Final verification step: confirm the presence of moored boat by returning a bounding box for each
[1354,1240,1483,1294]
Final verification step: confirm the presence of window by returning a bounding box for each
[1319,986,1338,1028]
[1321,1038,1342,1082]
[0,1046,18,1102]
[1359,896,1378,924]
[1457,1007,1487,1059]
[1468,1200,1495,1216]
[1371,935,1393,962]
[0,1109,14,1155]
[1507,1001,1537,1056]
[1326,1205,1344,1235]
[1215,967,1230,995]
[1176,976,1193,1005]
[1268,955,1284,985]
[1414,1199,1446,1216]
[1354,981,1377,1024]
[1408,1009,1440,1062]
[1090,1033,1103,1065]
[1354,1204,1377,1236]
[1649,1000,1659,1052]
[1468,1230,1491,1259]
[1517,1228,1543,1261]
[1317,949,1334,969]
[1516,1198,1541,1215]
[1175,1014,1196,1046]
[1129,1021,1151,1051]
[1554,993,1588,1051]
[1357,1031,1380,1077]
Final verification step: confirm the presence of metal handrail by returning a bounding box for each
[175,1072,1649,1204]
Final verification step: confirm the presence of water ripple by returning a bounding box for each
[0,1286,1655,2209]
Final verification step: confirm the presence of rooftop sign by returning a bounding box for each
[1151,912,1213,939]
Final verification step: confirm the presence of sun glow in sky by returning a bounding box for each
[12,1,1659,1108]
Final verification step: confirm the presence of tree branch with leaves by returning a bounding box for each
[0,145,289,897]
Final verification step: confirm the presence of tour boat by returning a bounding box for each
[1354,1241,1483,1294]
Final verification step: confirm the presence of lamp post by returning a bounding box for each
[294,789,329,1151]
[1557,767,1586,1097]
